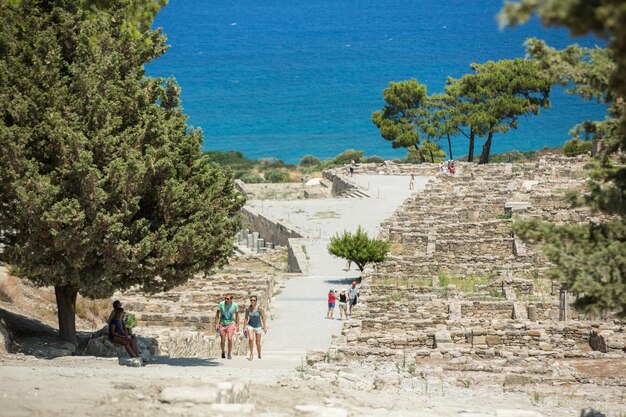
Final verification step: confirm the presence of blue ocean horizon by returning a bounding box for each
[148,0,606,164]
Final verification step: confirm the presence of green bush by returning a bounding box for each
[364,155,385,163]
[264,170,291,183]
[333,149,365,165]
[300,155,321,167]
[258,157,288,168]
[563,138,592,156]
[204,150,255,169]
[239,173,264,183]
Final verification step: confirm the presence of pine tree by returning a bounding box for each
[446,59,551,164]
[0,0,245,343]
[502,1,626,317]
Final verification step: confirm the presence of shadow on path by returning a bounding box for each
[148,356,221,367]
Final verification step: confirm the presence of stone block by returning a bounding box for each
[472,336,486,346]
[539,342,553,351]
[160,386,218,404]
[503,374,531,387]
[486,335,501,346]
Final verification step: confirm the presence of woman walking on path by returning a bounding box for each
[244,295,267,360]
[326,289,336,319]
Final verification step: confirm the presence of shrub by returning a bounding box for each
[328,226,390,272]
[563,138,592,156]
[364,155,385,163]
[300,155,321,167]
[264,170,291,183]
[258,157,287,168]
[239,173,264,183]
[333,149,365,165]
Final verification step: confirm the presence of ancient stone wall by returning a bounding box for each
[241,207,302,247]
[374,155,599,280]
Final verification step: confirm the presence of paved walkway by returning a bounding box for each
[244,174,433,361]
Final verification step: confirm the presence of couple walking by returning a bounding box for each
[215,293,267,360]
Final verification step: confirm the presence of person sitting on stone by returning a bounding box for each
[109,307,139,358]
[107,299,135,337]
[107,300,122,325]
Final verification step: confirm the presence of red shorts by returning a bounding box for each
[218,322,236,336]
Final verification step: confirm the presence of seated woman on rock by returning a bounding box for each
[109,307,139,358]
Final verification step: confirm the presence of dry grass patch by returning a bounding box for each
[0,274,20,303]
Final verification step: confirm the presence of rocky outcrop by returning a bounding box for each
[0,318,13,355]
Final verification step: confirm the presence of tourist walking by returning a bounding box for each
[244,295,267,360]
[338,289,348,320]
[215,294,239,359]
[348,281,359,316]
[326,289,336,319]
[109,308,139,358]
[448,161,456,175]
[345,259,352,271]
[409,174,415,190]
[349,159,355,177]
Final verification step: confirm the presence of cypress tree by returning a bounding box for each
[0,0,244,343]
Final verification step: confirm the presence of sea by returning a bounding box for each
[147,0,606,164]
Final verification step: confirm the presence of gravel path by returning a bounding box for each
[247,174,433,359]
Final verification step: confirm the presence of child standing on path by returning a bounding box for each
[215,294,239,359]
[244,295,267,360]
[326,289,336,319]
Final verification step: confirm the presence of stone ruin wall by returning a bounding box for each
[373,155,603,281]
[309,156,624,395]
[326,278,624,363]
[113,255,283,358]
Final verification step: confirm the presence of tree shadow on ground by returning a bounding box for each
[148,356,221,367]
[0,307,57,337]
[324,276,362,286]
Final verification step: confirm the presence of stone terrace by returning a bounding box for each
[304,156,624,412]
[113,249,289,358]
[375,155,600,279]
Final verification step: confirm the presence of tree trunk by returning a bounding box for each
[467,130,475,162]
[55,285,78,345]
[446,133,453,160]
[429,149,435,163]
[479,132,493,164]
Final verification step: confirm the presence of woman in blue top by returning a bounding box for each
[244,295,267,360]
[109,308,139,358]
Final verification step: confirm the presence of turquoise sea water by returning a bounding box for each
[148,0,606,163]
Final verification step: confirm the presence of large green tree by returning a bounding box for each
[0,0,244,343]
[446,59,551,164]
[328,227,390,273]
[502,1,626,317]
[371,79,447,162]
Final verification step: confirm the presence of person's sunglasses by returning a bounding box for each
[250,299,257,302]
[225,297,232,300]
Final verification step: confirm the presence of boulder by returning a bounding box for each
[0,318,13,355]
[84,333,158,361]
